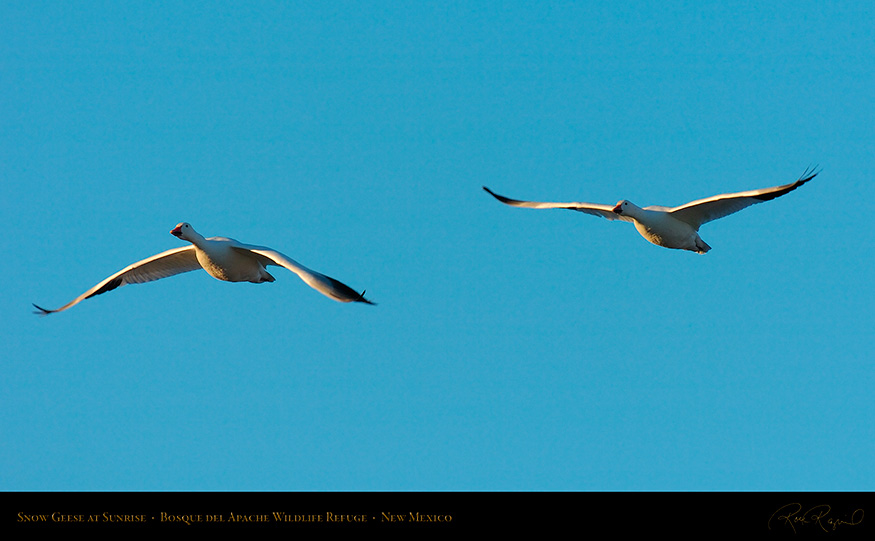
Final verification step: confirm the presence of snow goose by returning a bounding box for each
[33,222,374,314]
[484,167,818,254]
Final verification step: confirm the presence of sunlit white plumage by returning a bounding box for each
[484,167,818,254]
[33,222,374,314]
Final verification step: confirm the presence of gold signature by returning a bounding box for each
[768,503,864,533]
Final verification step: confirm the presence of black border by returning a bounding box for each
[5,492,871,536]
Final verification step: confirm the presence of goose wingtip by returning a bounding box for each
[32,303,53,316]
[798,164,821,184]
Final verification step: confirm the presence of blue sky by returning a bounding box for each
[2,1,872,491]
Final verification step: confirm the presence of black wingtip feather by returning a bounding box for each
[799,164,821,184]
[32,303,53,316]
[483,186,518,205]
[358,290,376,305]
[753,166,819,202]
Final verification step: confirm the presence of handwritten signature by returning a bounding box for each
[768,503,864,533]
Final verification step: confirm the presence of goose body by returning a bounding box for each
[484,167,818,254]
[33,222,374,315]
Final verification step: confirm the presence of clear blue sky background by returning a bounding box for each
[2,1,872,491]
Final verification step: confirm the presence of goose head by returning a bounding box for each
[170,222,195,240]
[612,200,646,217]
[612,200,631,216]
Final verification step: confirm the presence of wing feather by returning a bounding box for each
[33,246,200,314]
[233,245,374,305]
[483,186,633,222]
[669,167,818,228]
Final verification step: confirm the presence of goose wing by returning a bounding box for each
[669,167,818,229]
[231,244,374,305]
[483,186,633,222]
[33,246,200,315]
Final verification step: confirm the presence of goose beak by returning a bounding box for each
[612,204,622,214]
[170,225,183,238]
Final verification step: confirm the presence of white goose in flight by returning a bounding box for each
[33,222,374,314]
[484,167,818,254]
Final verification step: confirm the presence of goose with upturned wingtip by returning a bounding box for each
[484,167,819,254]
[33,222,374,314]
